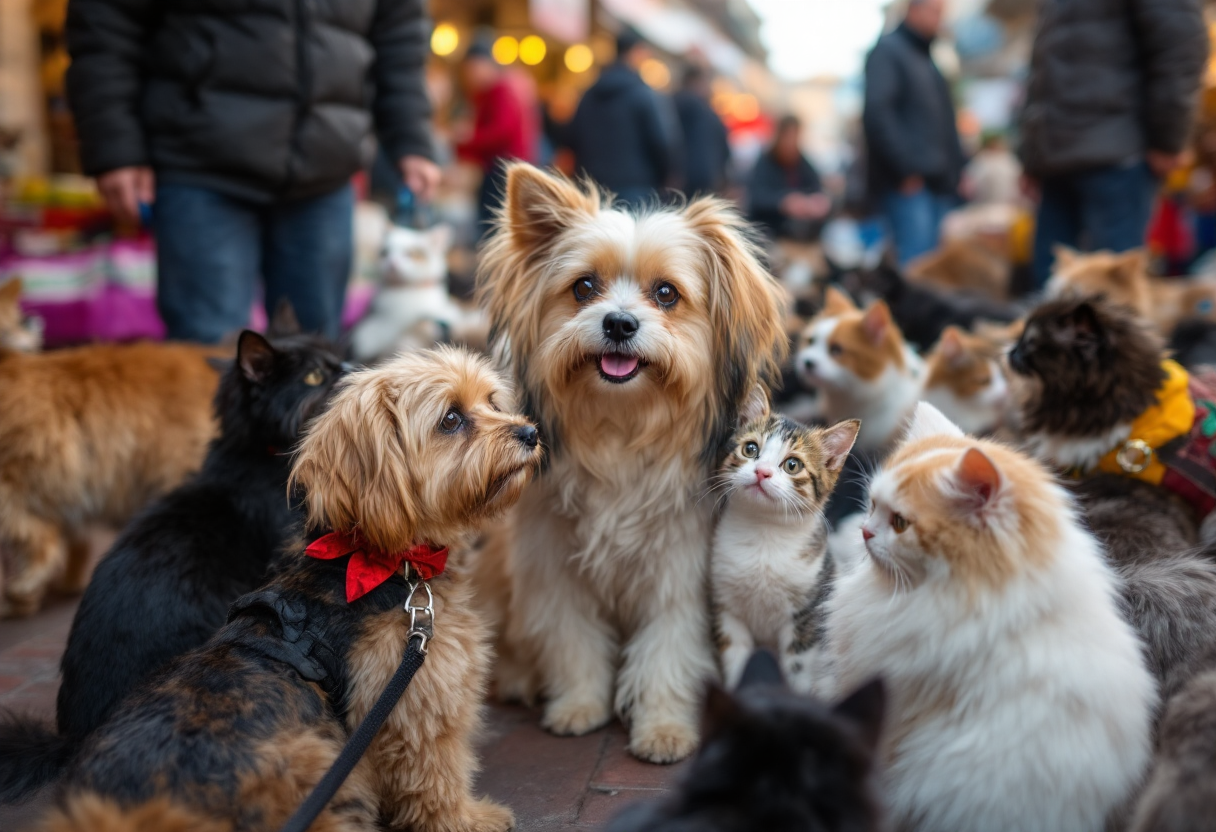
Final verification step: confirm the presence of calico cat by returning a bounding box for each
[829,402,1155,832]
[606,650,885,832]
[922,325,1009,436]
[795,287,923,453]
[710,393,859,693]
[0,324,348,803]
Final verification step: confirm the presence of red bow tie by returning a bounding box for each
[304,531,448,603]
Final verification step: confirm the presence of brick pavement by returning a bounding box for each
[0,596,684,831]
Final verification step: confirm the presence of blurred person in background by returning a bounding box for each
[456,39,537,240]
[863,0,963,266]
[65,0,441,343]
[566,28,677,205]
[962,133,1021,206]
[673,66,731,196]
[1020,0,1208,287]
[748,115,830,242]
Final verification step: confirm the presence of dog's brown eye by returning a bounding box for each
[742,441,759,458]
[891,513,909,534]
[654,282,679,308]
[573,277,596,302]
[439,409,464,433]
[303,369,325,387]
[783,457,803,474]
[829,343,844,357]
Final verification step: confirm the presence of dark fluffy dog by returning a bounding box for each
[0,326,348,803]
[37,348,538,832]
[606,651,885,832]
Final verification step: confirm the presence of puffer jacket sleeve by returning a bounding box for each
[1132,0,1209,155]
[65,0,158,176]
[369,0,435,163]
[862,41,917,181]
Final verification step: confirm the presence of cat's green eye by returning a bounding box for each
[742,441,760,459]
[783,457,803,474]
[891,513,910,534]
[303,369,325,387]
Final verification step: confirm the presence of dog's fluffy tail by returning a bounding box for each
[0,712,74,803]
[39,793,229,832]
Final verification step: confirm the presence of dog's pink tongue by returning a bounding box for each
[600,354,639,378]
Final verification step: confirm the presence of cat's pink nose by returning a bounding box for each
[755,466,773,482]
[862,528,875,542]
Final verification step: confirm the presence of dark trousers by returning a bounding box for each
[154,183,354,343]
[1032,160,1157,288]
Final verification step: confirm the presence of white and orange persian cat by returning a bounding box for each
[828,402,1155,832]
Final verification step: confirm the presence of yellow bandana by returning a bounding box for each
[1094,360,1194,485]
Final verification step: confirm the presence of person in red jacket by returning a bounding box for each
[456,40,537,238]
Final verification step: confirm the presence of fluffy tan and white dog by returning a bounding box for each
[476,164,786,763]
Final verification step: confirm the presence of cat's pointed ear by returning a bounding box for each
[267,298,301,338]
[503,164,597,253]
[428,223,453,252]
[834,678,885,754]
[703,683,743,735]
[953,446,1002,509]
[861,300,893,344]
[1115,248,1147,284]
[821,420,861,473]
[237,330,277,383]
[823,285,857,316]
[936,326,965,364]
[738,384,771,427]
[0,277,22,306]
[904,401,964,443]
[1052,245,1078,270]
[738,649,785,690]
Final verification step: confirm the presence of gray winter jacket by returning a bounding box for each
[1019,0,1208,178]
[65,0,435,203]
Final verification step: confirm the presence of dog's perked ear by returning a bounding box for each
[681,197,786,448]
[499,163,598,256]
[237,330,278,383]
[267,297,302,337]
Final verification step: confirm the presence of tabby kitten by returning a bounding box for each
[711,393,859,694]
[830,402,1155,832]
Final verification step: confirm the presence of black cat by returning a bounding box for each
[606,651,885,832]
[0,322,348,802]
[836,257,1021,353]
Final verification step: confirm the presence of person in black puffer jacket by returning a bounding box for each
[65,0,441,343]
[1020,0,1208,288]
[566,28,678,206]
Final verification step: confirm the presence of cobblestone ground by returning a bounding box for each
[0,547,683,831]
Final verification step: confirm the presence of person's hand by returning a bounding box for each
[1147,150,1185,179]
[900,175,924,196]
[399,156,441,203]
[1019,174,1040,203]
[779,193,805,218]
[97,166,154,225]
[805,192,831,219]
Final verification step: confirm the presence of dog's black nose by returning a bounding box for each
[515,424,539,448]
[802,357,816,372]
[1007,346,1027,374]
[603,312,639,343]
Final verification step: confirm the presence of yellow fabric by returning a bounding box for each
[1095,360,1194,484]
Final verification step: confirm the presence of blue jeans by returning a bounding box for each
[882,190,954,266]
[154,184,354,343]
[1032,160,1157,288]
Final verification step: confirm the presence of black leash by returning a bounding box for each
[279,581,434,832]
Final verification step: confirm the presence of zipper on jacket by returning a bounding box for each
[283,0,313,196]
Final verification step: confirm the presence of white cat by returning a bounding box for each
[350,224,474,361]
[828,402,1155,832]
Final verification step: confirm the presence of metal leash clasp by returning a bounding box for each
[405,580,435,655]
